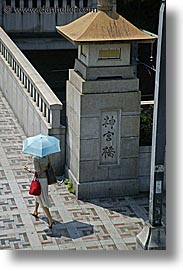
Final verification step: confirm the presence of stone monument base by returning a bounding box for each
[136,221,166,250]
[66,166,139,199]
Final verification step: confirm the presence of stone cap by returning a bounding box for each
[56,10,156,44]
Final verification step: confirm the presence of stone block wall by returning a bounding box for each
[66,69,141,199]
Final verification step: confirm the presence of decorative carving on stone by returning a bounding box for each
[100,110,120,165]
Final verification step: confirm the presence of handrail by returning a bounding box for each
[0,27,62,128]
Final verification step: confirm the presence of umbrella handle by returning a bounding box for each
[24,166,34,174]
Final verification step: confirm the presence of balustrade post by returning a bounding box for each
[54,0,59,7]
[47,108,50,123]
[33,88,37,102]
[22,71,24,84]
[30,84,33,97]
[19,68,21,80]
[17,65,19,77]
[20,0,24,8]
[9,54,13,67]
[63,0,67,8]
[46,0,50,7]
[5,48,8,60]
[11,0,15,8]
[28,1,33,8]
[112,0,116,11]
[3,44,5,56]
[43,103,47,117]
[37,0,42,8]
[27,80,30,92]
[12,59,15,70]
[87,0,91,7]
[79,0,83,8]
[7,51,10,64]
[36,90,38,105]
[71,0,75,7]
[50,107,61,128]
[91,0,97,8]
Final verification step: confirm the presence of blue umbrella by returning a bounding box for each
[22,134,61,157]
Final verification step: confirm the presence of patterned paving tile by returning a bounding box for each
[0,232,31,250]
[0,169,7,180]
[0,213,24,230]
[0,197,18,212]
[0,91,166,250]
[0,181,12,195]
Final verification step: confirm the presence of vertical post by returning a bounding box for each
[63,0,67,8]
[79,0,83,8]
[12,0,15,8]
[136,0,166,250]
[46,0,50,7]
[20,0,24,8]
[112,0,116,11]
[54,0,59,7]
[37,0,42,8]
[149,0,166,227]
[71,0,75,8]
[87,0,91,7]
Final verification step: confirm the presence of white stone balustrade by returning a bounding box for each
[0,1,98,49]
[0,26,65,174]
[0,26,62,129]
[0,0,97,9]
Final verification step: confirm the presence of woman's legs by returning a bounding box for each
[42,206,54,226]
[32,201,39,216]
[32,203,54,227]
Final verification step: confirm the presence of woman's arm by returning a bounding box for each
[24,166,34,174]
[24,157,40,174]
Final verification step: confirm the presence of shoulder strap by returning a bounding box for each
[48,155,51,164]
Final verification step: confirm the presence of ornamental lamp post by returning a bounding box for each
[56,0,156,199]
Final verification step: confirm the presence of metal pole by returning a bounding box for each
[149,0,166,227]
[136,0,166,250]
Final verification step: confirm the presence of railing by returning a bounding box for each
[1,0,95,9]
[0,0,98,33]
[0,26,62,128]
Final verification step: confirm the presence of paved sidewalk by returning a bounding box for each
[0,91,166,250]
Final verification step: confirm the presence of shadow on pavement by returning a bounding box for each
[43,220,94,239]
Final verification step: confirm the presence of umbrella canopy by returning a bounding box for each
[22,134,61,157]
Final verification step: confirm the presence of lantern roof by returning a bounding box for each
[56,9,156,45]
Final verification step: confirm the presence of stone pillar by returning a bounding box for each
[65,44,141,199]
[56,0,156,200]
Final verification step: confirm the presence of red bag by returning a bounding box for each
[29,172,41,196]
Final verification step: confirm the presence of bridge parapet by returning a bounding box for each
[0,26,62,128]
[0,0,98,33]
[0,26,65,174]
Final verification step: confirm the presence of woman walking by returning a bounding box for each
[22,134,61,228]
[24,155,55,228]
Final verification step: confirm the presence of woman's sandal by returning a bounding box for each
[31,213,38,218]
[48,220,55,229]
